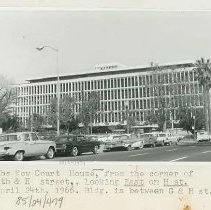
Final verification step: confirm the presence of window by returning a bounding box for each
[143,100,146,109]
[104,91,107,100]
[189,71,193,81]
[139,88,142,97]
[139,76,142,86]
[147,88,150,97]
[181,72,185,81]
[185,71,189,82]
[164,73,168,83]
[169,73,172,83]
[104,80,107,89]
[114,79,117,88]
[132,77,135,86]
[129,89,131,98]
[121,90,124,99]
[135,77,138,86]
[143,87,146,97]
[108,80,110,88]
[195,84,198,94]
[125,78,128,87]
[118,90,120,99]
[101,80,103,89]
[111,79,114,88]
[177,73,180,82]
[125,89,128,98]
[128,78,131,87]
[135,88,138,98]
[23,133,30,141]
[31,133,39,141]
[143,77,146,85]
[146,76,150,85]
[121,78,124,87]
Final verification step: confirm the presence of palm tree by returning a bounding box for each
[194,58,211,133]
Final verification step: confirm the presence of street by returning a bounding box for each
[39,142,211,162]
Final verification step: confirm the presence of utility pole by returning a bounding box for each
[36,45,60,136]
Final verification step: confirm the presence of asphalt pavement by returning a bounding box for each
[39,141,211,162]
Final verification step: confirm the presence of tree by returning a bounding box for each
[178,106,193,133]
[194,58,211,133]
[1,114,19,132]
[48,95,78,134]
[27,113,44,132]
[149,63,173,131]
[178,106,205,133]
[0,75,15,118]
[79,91,100,134]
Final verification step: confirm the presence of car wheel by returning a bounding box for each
[45,147,55,159]
[93,145,99,154]
[139,145,143,150]
[71,146,79,157]
[126,145,132,151]
[14,151,24,161]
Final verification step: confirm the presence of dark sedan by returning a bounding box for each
[55,135,101,157]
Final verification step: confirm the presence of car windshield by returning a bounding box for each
[140,134,151,138]
[55,137,68,142]
[183,135,194,140]
[119,136,129,140]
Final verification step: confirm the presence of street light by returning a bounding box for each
[125,101,129,134]
[36,45,60,136]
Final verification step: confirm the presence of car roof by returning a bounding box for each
[55,134,85,138]
[0,132,36,136]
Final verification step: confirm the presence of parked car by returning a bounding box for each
[177,134,197,145]
[153,133,179,146]
[0,132,56,161]
[152,133,165,146]
[104,134,141,151]
[55,135,101,157]
[135,133,157,148]
[131,138,145,150]
[103,135,122,151]
[197,131,211,142]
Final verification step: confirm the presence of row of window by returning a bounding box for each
[17,69,197,96]
[18,106,202,125]
[16,83,203,107]
[15,94,203,121]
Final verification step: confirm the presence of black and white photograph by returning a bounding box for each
[1,10,211,162]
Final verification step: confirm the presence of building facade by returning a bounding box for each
[12,62,203,128]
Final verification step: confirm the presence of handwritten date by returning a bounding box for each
[16,193,64,208]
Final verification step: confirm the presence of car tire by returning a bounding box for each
[139,145,143,150]
[93,145,99,154]
[126,145,132,151]
[14,151,24,161]
[71,146,79,157]
[45,147,55,159]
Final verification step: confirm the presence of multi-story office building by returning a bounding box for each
[12,62,203,129]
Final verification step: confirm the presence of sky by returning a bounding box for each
[1,10,211,83]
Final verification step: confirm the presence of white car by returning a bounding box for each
[197,131,211,142]
[0,132,56,161]
[104,134,142,151]
[154,133,178,146]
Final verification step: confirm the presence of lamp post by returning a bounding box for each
[125,101,129,134]
[36,45,60,136]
